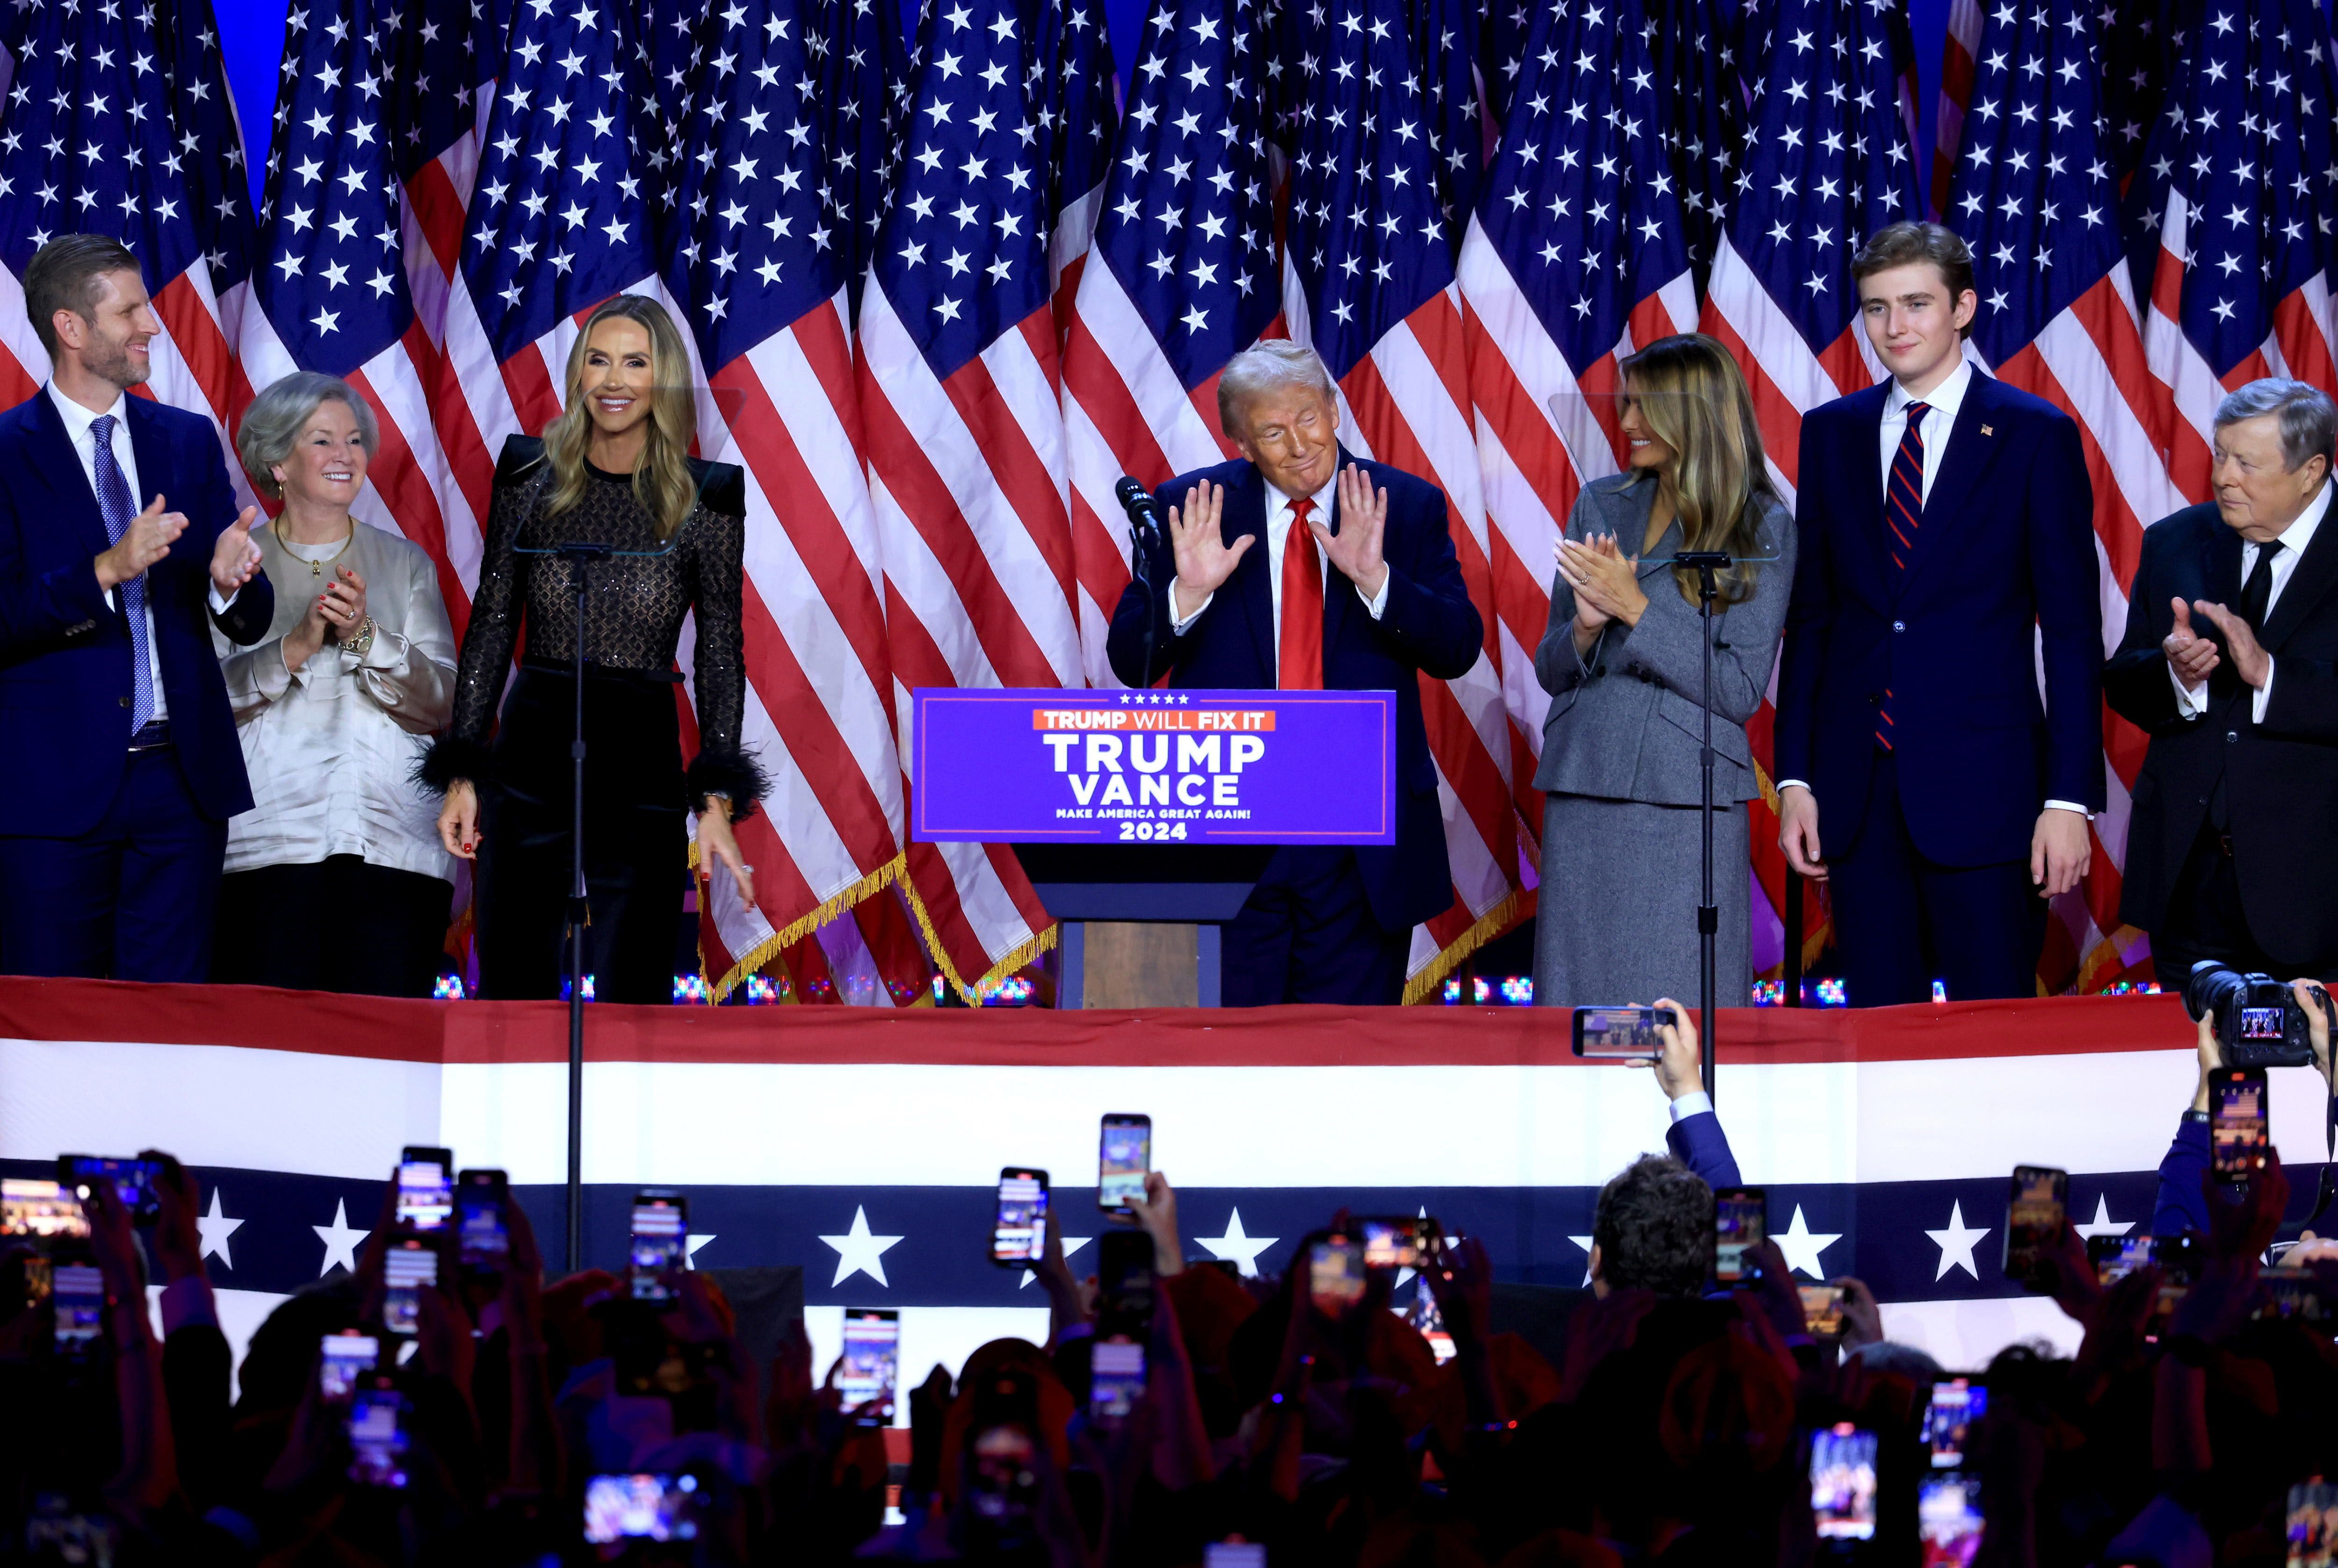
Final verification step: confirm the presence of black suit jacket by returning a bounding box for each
[1102,454,1483,931]
[0,390,272,831]
[2104,498,2338,963]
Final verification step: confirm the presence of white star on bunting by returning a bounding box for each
[311,1198,368,1277]
[1196,1208,1278,1276]
[196,1189,244,1270]
[1774,1205,1844,1279]
[819,1206,904,1287]
[1926,1200,1991,1281]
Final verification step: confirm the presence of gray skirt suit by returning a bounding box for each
[1530,471,1795,1009]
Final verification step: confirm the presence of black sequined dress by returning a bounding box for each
[419,436,762,1004]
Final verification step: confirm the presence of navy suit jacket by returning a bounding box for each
[0,390,272,831]
[1775,369,2104,866]
[1103,454,1483,932]
[1665,1108,1742,1190]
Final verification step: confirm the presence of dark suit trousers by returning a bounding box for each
[1223,846,1410,1006]
[0,746,226,982]
[2151,822,2338,983]
[1829,752,2044,1005]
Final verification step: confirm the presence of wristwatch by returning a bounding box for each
[339,617,376,658]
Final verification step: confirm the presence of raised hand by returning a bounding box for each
[2193,599,2271,689]
[94,494,187,590]
[2163,597,2220,687]
[1318,463,1389,599]
[209,505,264,595]
[1168,479,1250,619]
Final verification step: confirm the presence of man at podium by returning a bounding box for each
[1105,342,1483,1005]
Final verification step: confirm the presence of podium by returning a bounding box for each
[1010,842,1274,1006]
[911,687,1399,1009]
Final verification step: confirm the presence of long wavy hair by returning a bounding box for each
[1617,334,1779,607]
[540,295,699,541]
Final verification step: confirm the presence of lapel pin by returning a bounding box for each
[1979,424,1994,437]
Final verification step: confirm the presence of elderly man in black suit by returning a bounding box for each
[2105,378,2338,981]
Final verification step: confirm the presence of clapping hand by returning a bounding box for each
[1167,479,1250,620]
[95,495,186,590]
[2162,598,2220,688]
[209,506,264,595]
[318,565,367,643]
[1555,531,1648,630]
[2192,599,2271,689]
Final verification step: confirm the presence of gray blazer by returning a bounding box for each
[1531,471,1795,807]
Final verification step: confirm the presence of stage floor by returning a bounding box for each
[4,978,2324,1393]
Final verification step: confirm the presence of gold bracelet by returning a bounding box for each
[339,617,376,658]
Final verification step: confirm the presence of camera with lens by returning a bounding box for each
[2182,961,2331,1069]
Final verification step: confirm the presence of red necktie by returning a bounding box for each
[1279,497,1324,690]
[1877,401,1930,751]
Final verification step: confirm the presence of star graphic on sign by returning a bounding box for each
[687,1234,717,1266]
[197,1188,244,1270]
[819,1206,903,1287]
[1926,1200,1991,1281]
[311,1198,368,1277]
[1774,1206,1843,1279]
[2073,1195,2133,1242]
[1017,1234,1090,1287]
[1196,1208,1278,1276]
[1569,1234,1595,1286]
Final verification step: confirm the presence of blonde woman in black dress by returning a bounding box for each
[419,296,762,1003]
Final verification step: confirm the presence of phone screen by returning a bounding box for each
[396,1153,453,1232]
[2289,1479,2338,1568]
[1204,1546,1267,1568]
[839,1308,899,1425]
[455,1171,509,1274]
[1308,1238,1367,1317]
[992,1169,1049,1266]
[1,1179,89,1240]
[1362,1216,1432,1272]
[2211,1069,2270,1177]
[1800,1284,1846,1337]
[52,1264,103,1354]
[320,1332,380,1401]
[1098,1115,1151,1211]
[346,1389,409,1488]
[1714,1186,1766,1284]
[629,1192,688,1301]
[383,1239,437,1335]
[1090,1337,1147,1424]
[1923,1379,1986,1469]
[583,1473,700,1545]
[58,1156,161,1221]
[1810,1423,1879,1540]
[1918,1474,1985,1567]
[1572,1005,1664,1059]
[2002,1165,2067,1282]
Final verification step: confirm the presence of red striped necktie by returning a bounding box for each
[1877,400,1930,751]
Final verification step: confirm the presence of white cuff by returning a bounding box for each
[2043,801,2090,817]
[2169,662,2208,717]
[2253,659,2274,724]
[1668,1091,1713,1122]
[1776,780,1810,796]
[208,583,238,614]
[1357,572,1390,620]
[1169,587,1211,635]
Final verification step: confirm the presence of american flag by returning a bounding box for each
[655,0,923,1002]
[811,0,908,321]
[1407,0,1484,243]
[1940,0,2184,993]
[1453,0,1697,824]
[239,0,483,632]
[1279,0,1522,997]
[1061,0,1283,689]
[855,0,1116,996]
[154,0,253,422]
[2135,0,2338,501]
[0,0,243,448]
[1699,0,1921,507]
[1644,0,1747,293]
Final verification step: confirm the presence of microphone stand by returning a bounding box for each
[1675,550,1734,1107]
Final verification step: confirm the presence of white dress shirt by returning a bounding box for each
[1781,358,2086,818]
[2169,478,2330,725]
[1169,473,1391,636]
[48,383,239,724]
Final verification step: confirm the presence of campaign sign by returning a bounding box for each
[911,688,1397,845]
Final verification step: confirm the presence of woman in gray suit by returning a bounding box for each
[1532,334,1795,1009]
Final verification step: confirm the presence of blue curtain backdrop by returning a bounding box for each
[211,0,1960,210]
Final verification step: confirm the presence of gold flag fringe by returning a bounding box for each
[694,850,909,1004]
[895,872,1060,1005]
[1400,887,1525,1006]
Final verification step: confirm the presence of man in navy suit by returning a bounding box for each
[1104,341,1483,1005]
[1775,223,2103,1005]
[0,234,271,982]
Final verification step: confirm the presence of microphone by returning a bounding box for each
[1114,476,1163,543]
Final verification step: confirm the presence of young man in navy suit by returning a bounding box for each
[1774,223,2103,1005]
[0,235,271,982]
[1104,341,1483,1005]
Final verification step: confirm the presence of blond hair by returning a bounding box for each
[540,295,699,540]
[1617,334,1778,607]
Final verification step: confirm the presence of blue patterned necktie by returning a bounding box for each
[89,414,154,733]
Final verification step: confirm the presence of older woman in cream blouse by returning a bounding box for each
[211,373,458,996]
